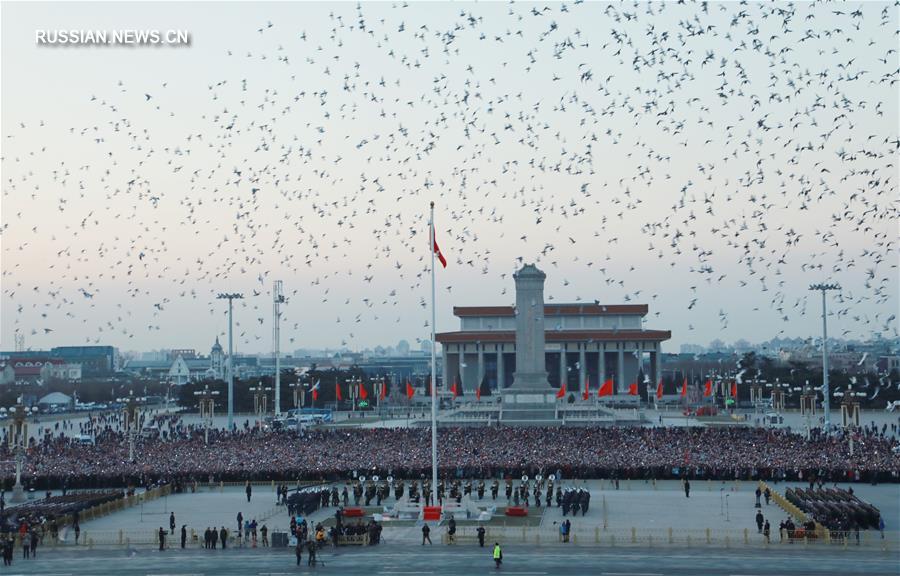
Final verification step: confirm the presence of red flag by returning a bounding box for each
[582,377,590,401]
[556,384,566,399]
[598,378,614,397]
[359,382,368,400]
[730,381,737,398]
[656,379,663,400]
[703,379,712,398]
[380,379,387,400]
[336,381,343,401]
[475,383,481,401]
[426,377,432,397]
[406,380,415,399]
[628,382,638,396]
[450,381,459,399]
[312,388,319,402]
[432,237,447,268]
[680,378,688,397]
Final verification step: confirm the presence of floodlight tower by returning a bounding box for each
[273,280,285,417]
[809,283,840,432]
[217,292,244,430]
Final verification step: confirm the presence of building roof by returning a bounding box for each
[452,304,649,317]
[38,392,72,405]
[435,329,671,343]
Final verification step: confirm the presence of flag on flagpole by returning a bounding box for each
[628,382,638,396]
[311,379,321,402]
[475,381,481,401]
[556,384,566,400]
[656,379,663,400]
[406,380,415,399]
[359,381,369,400]
[730,381,737,398]
[336,381,343,402]
[450,380,459,399]
[703,379,712,397]
[380,378,387,401]
[582,376,590,400]
[598,378,614,397]
[432,229,447,268]
[680,377,688,397]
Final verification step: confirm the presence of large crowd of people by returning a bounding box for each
[1,415,897,489]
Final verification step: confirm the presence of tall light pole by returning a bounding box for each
[194,384,219,445]
[4,397,36,503]
[809,283,840,432]
[217,293,244,431]
[273,281,285,417]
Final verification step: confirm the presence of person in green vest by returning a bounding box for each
[492,542,502,569]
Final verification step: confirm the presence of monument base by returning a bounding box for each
[10,482,26,503]
[500,388,560,426]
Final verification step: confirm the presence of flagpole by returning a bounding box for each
[429,201,438,504]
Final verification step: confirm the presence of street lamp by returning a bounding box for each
[289,380,306,410]
[3,398,38,503]
[194,384,219,444]
[116,390,142,462]
[249,383,273,420]
[809,283,840,431]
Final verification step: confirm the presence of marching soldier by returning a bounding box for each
[491,480,499,500]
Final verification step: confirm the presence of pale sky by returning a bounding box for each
[1,1,897,355]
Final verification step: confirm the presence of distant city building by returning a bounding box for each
[877,355,900,373]
[396,340,411,356]
[50,346,117,376]
[210,338,225,379]
[168,349,197,360]
[0,363,15,385]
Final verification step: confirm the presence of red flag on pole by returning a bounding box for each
[656,379,663,400]
[582,377,590,400]
[680,377,688,397]
[599,378,614,397]
[556,384,566,399]
[450,381,459,399]
[730,381,737,398]
[432,236,447,268]
[380,379,387,401]
[475,382,481,401]
[628,382,638,396]
[359,382,369,400]
[336,381,343,401]
[703,379,712,397]
[406,380,415,399]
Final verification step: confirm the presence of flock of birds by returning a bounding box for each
[1,1,897,353]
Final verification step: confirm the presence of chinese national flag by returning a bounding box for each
[556,384,566,399]
[680,378,688,397]
[336,382,343,401]
[312,388,319,402]
[598,378,614,397]
[628,382,638,396]
[703,379,712,397]
[359,382,368,400]
[475,382,481,401]
[406,381,415,399]
[656,380,663,400]
[433,237,447,268]
[380,379,387,400]
[582,377,590,400]
[730,381,737,398]
[450,381,459,399]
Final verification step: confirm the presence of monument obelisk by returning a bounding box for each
[502,263,557,423]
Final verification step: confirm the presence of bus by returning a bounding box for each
[286,408,333,423]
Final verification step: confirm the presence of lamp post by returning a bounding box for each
[4,398,37,503]
[249,383,273,420]
[273,281,286,417]
[217,292,244,431]
[290,380,305,410]
[194,384,219,444]
[809,283,840,432]
[116,390,141,463]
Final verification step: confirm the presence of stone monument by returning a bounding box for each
[501,264,558,424]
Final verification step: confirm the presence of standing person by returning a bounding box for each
[158,527,166,551]
[422,523,432,545]
[236,512,243,536]
[246,482,252,503]
[295,536,303,566]
[755,487,762,508]
[180,525,187,549]
[492,542,502,569]
[447,516,456,544]
[29,531,37,558]
[220,527,227,549]
[170,512,176,535]
[683,479,690,498]
[22,534,29,559]
[763,520,771,543]
[476,525,486,548]
[307,539,317,566]
[755,510,764,533]
[74,522,80,545]
[261,524,268,547]
[764,487,771,505]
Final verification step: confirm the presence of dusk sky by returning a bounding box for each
[2,1,897,355]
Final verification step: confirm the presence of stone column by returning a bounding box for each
[650,348,660,387]
[598,346,606,382]
[617,349,625,394]
[458,344,466,389]
[559,348,567,389]
[442,345,449,393]
[496,347,504,390]
[579,346,587,391]
[477,345,485,393]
